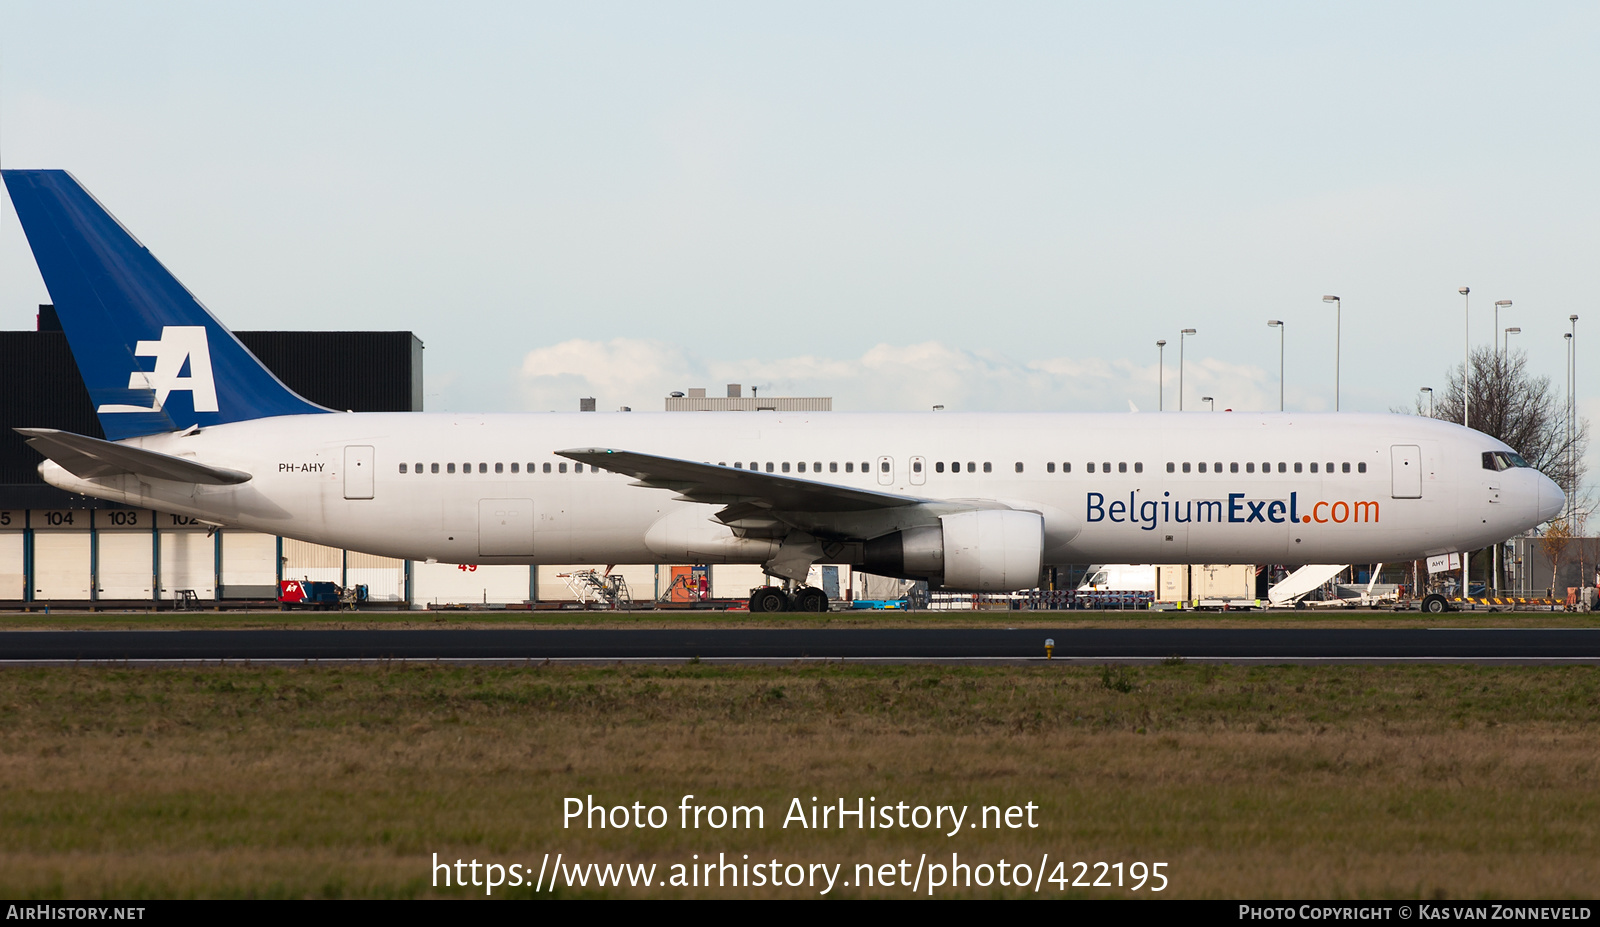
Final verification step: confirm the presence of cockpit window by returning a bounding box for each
[1483,451,1532,471]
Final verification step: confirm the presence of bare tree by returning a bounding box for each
[1410,345,1588,506]
[1541,516,1573,596]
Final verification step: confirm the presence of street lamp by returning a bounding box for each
[1179,328,1196,411]
[1494,300,1513,355]
[1420,386,1433,418]
[1267,320,1284,411]
[1156,339,1167,411]
[1503,327,1520,351]
[1202,396,1215,411]
[1570,315,1580,522]
[1460,287,1471,428]
[1323,296,1341,410]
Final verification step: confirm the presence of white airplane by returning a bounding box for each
[3,170,1565,613]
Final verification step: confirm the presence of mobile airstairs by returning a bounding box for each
[1268,564,1400,608]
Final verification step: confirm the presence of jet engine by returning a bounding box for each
[859,509,1044,592]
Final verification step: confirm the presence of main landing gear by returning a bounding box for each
[748,585,829,613]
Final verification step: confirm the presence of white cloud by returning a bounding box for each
[516,338,1277,414]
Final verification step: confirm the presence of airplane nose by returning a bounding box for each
[1538,473,1566,523]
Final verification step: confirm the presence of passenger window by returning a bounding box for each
[983,462,992,473]
[575,464,584,473]
[543,463,552,473]
[478,463,487,474]
[1246,462,1254,473]
[966,462,975,473]
[1102,461,1110,472]
[1214,461,1222,473]
[1326,462,1333,472]
[1294,462,1302,473]
[1198,462,1206,473]
[1063,462,1071,473]
[511,463,519,473]
[814,462,822,472]
[1310,463,1318,473]
[1014,462,1023,473]
[399,463,407,473]
[766,462,775,473]
[782,462,791,473]
[1118,462,1127,473]
[495,462,504,474]
[829,462,838,473]
[734,462,743,469]
[749,462,757,471]
[1182,462,1191,473]
[846,462,854,473]
[881,461,890,472]
[1088,462,1096,473]
[796,462,805,472]
[916,461,926,473]
[1046,462,1054,473]
[1341,462,1351,473]
[1134,462,1143,473]
[559,463,567,473]
[1230,463,1239,473]
[431,463,440,474]
[447,463,456,474]
[1358,462,1367,473]
[1166,462,1175,473]
[1277,462,1285,473]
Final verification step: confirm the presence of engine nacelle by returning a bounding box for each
[859,509,1044,592]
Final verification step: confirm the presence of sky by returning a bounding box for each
[2,2,1597,448]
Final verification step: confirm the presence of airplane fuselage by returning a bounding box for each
[39,410,1559,577]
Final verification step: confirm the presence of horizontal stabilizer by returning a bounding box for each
[557,447,922,511]
[16,428,251,485]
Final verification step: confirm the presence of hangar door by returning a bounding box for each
[33,510,91,600]
[1391,445,1422,499]
[97,510,155,600]
[159,516,215,600]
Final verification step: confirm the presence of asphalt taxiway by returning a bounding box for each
[2,627,1599,664]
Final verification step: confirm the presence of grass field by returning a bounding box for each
[0,660,1597,898]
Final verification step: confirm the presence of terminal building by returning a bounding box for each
[0,310,845,608]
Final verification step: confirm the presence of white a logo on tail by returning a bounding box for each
[97,325,220,414]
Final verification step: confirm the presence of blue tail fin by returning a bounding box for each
[3,170,329,440]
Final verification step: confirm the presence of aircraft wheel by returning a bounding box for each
[750,587,790,613]
[1421,593,1450,614]
[795,587,829,612]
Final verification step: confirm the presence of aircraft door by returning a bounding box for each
[344,446,374,500]
[909,456,927,486]
[1390,445,1422,499]
[479,499,535,557]
[876,456,894,486]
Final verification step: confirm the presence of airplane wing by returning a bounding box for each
[556,447,923,511]
[16,428,252,485]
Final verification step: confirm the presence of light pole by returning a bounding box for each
[1267,320,1284,411]
[1460,287,1471,429]
[1156,339,1167,411]
[1323,295,1341,410]
[1570,315,1580,524]
[1202,396,1215,411]
[1503,326,1520,353]
[1494,300,1513,355]
[1420,386,1433,418]
[1179,328,1196,411]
